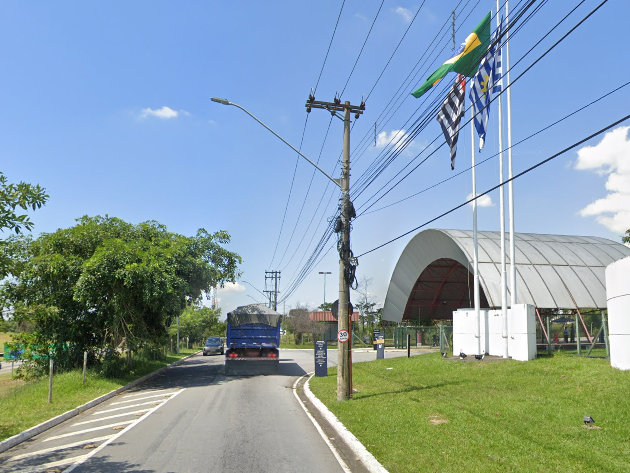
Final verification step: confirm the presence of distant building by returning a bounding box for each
[309,310,360,342]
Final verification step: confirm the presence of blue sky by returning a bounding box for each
[1,0,629,317]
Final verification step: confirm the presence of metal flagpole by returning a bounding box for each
[471,106,481,357]
[506,0,516,314]
[497,1,508,359]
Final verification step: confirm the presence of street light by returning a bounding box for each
[211,98,341,188]
[212,97,359,402]
[318,271,331,308]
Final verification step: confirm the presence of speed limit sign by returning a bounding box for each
[337,329,349,343]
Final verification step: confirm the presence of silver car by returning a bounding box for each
[203,337,224,356]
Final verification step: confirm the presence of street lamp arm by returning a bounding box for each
[211,97,341,189]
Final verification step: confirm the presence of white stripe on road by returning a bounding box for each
[122,389,163,398]
[63,388,186,473]
[9,435,113,461]
[9,453,91,473]
[110,392,174,405]
[43,420,135,441]
[93,399,165,414]
[292,374,352,473]
[73,409,150,426]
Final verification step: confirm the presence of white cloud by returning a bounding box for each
[376,129,411,152]
[466,192,494,207]
[139,106,180,119]
[395,7,413,23]
[575,126,630,234]
[208,119,217,126]
[219,282,245,293]
[355,12,367,21]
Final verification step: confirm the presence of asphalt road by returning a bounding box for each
[0,347,432,473]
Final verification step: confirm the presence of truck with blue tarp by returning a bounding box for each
[225,304,281,375]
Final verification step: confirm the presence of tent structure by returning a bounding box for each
[382,229,630,324]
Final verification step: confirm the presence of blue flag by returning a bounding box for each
[469,20,502,151]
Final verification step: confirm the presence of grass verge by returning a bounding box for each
[309,352,630,473]
[0,348,197,442]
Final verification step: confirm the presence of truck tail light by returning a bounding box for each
[228,352,238,358]
[268,352,277,358]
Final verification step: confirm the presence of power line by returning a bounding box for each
[353,0,601,214]
[340,0,385,97]
[361,77,630,216]
[357,113,630,258]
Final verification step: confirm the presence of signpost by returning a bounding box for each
[373,329,385,359]
[314,340,327,377]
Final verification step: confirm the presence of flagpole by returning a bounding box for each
[506,0,516,316]
[471,105,481,357]
[497,1,508,359]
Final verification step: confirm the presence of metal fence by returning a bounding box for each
[535,310,609,358]
[393,326,453,351]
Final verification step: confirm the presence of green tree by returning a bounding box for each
[0,173,48,278]
[286,306,323,345]
[2,215,241,373]
[318,302,333,312]
[623,229,630,245]
[169,305,225,346]
[352,276,380,335]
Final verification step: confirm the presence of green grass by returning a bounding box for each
[0,348,197,442]
[309,352,630,473]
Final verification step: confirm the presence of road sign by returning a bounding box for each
[338,329,349,343]
[331,300,354,319]
[314,340,327,377]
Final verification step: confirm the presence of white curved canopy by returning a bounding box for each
[382,229,630,323]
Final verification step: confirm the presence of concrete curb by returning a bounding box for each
[304,375,388,473]
[0,351,200,454]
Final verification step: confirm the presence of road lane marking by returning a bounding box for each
[9,453,91,473]
[43,420,135,441]
[292,374,351,473]
[63,387,186,473]
[93,399,166,414]
[110,392,174,404]
[8,436,114,461]
[73,409,150,426]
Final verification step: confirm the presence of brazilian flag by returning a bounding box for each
[412,12,491,98]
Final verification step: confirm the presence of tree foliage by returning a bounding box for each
[352,276,381,334]
[286,306,324,344]
[0,173,48,278]
[168,305,225,346]
[2,215,241,373]
[623,229,630,245]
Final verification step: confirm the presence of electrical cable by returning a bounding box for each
[340,0,385,97]
[357,112,630,258]
[353,0,598,213]
[361,74,630,216]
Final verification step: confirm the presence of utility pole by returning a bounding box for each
[264,270,281,311]
[307,95,364,401]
